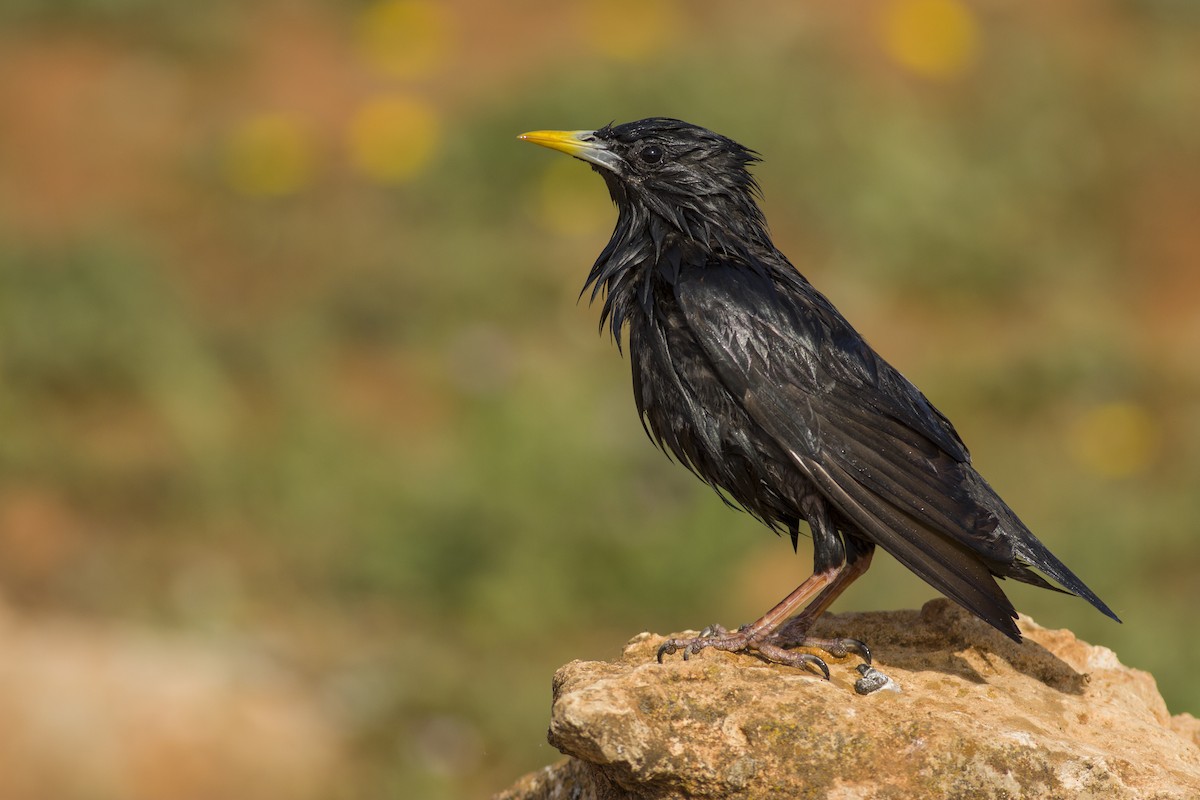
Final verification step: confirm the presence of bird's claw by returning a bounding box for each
[767,633,873,666]
[657,622,731,663]
[821,637,872,664]
[807,655,831,680]
[656,629,833,680]
[657,624,872,683]
[752,641,831,679]
[698,623,730,638]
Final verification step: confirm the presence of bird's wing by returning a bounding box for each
[674,262,1024,638]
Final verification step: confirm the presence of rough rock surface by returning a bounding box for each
[495,599,1200,799]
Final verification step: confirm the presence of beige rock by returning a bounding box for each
[495,599,1200,800]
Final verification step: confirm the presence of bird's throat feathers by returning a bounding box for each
[584,176,772,345]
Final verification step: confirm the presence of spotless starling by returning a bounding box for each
[519,118,1119,676]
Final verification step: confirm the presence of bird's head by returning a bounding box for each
[519,118,769,253]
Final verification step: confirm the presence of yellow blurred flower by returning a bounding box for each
[356,0,451,79]
[1067,401,1161,479]
[581,0,680,62]
[347,95,439,184]
[533,158,613,237]
[877,0,979,81]
[222,113,315,196]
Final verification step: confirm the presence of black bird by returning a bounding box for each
[519,118,1119,675]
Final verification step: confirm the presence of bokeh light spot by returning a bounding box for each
[222,113,315,196]
[533,158,613,236]
[878,0,979,80]
[355,0,451,79]
[1067,401,1161,479]
[347,95,439,184]
[581,0,680,62]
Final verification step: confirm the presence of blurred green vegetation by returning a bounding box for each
[1,2,1198,798]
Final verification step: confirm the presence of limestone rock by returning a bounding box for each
[495,599,1200,799]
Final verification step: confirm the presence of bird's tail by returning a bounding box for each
[1008,532,1122,623]
[806,461,1025,642]
[961,470,1121,624]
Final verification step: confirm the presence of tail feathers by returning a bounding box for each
[965,473,1122,624]
[1002,561,1067,593]
[1010,536,1122,624]
[800,458,1120,639]
[808,461,1023,642]
[884,518,1023,642]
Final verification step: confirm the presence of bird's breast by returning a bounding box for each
[625,294,802,528]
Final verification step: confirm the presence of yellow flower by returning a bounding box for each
[878,0,979,81]
[347,95,439,184]
[1067,401,1161,479]
[222,113,315,196]
[355,0,451,79]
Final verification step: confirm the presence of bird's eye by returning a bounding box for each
[639,145,663,164]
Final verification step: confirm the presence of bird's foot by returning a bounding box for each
[656,625,832,679]
[654,623,735,663]
[765,633,872,666]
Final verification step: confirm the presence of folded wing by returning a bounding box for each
[674,262,1115,639]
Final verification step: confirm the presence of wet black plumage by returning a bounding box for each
[520,118,1118,662]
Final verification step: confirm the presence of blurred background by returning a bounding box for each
[0,1,1197,797]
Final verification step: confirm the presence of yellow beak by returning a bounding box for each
[517,129,623,172]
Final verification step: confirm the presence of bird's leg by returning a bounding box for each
[656,568,841,677]
[762,501,874,663]
[768,540,875,663]
[657,496,874,676]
